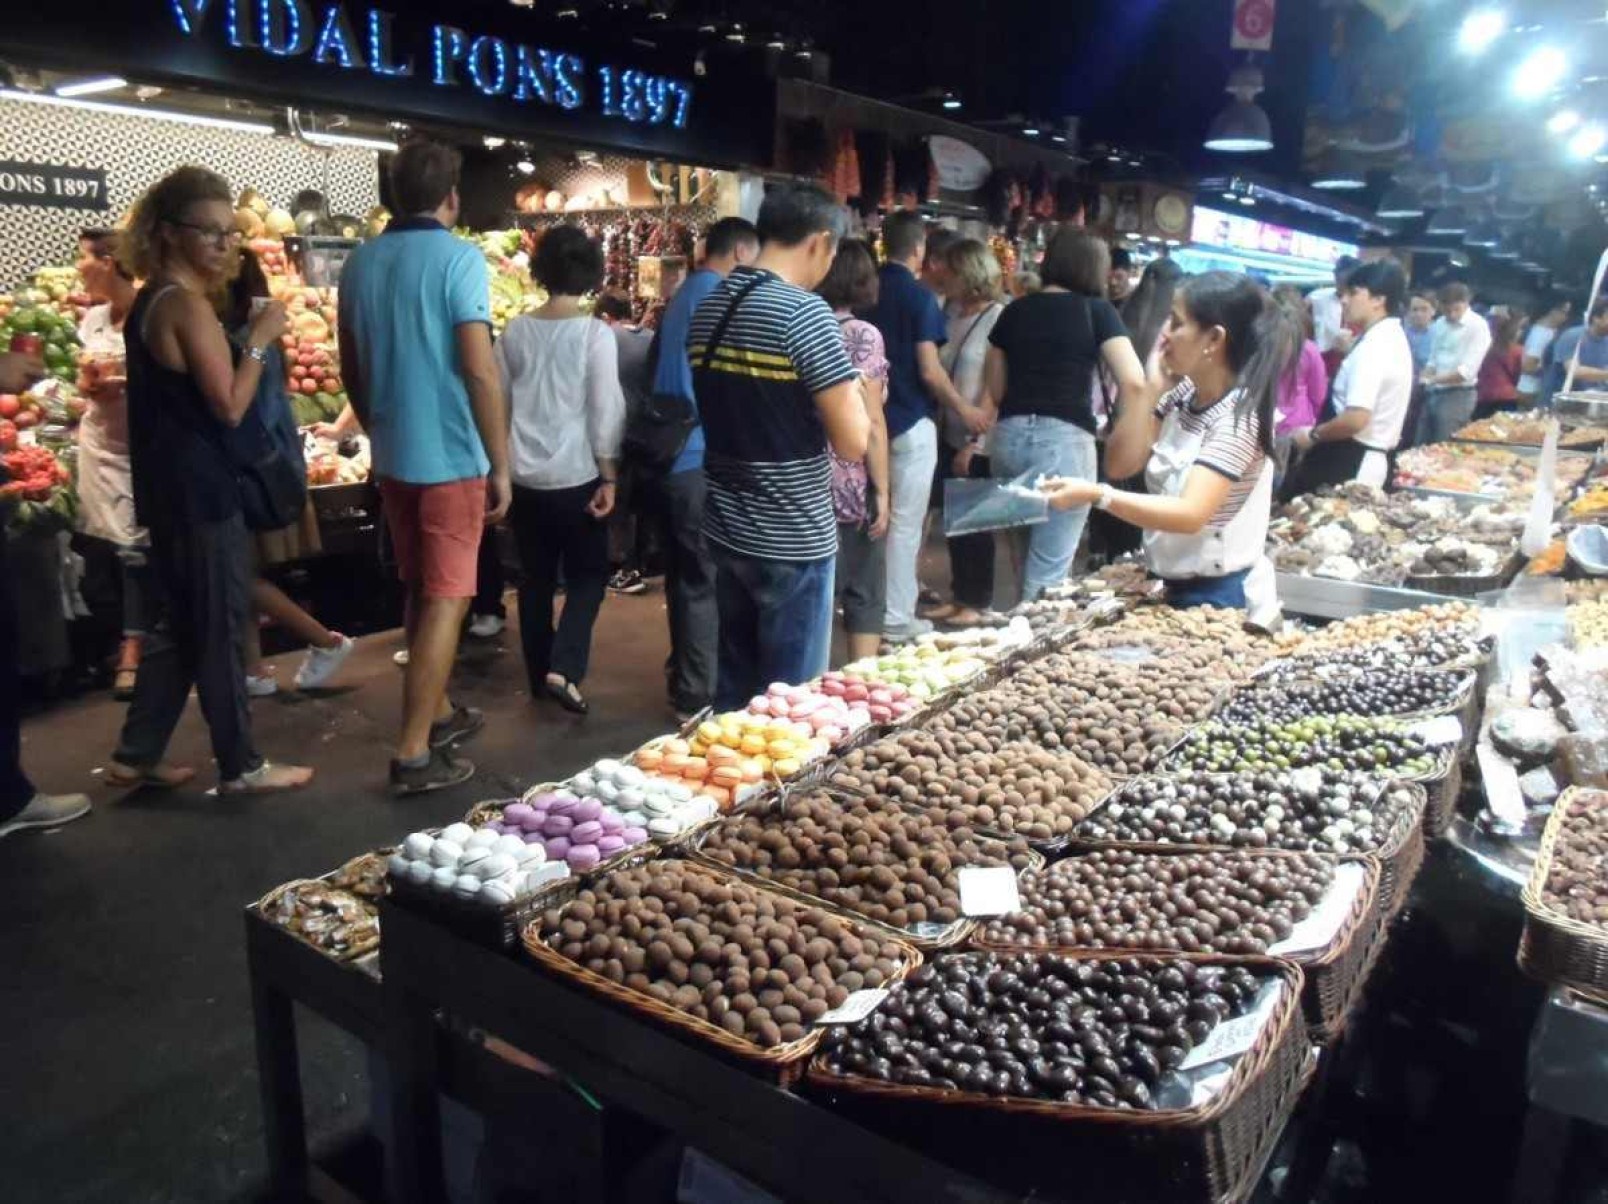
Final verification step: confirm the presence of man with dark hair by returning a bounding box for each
[1107,245,1136,304]
[864,211,986,642]
[1416,280,1492,445]
[921,227,961,300]
[339,139,511,793]
[687,184,868,706]
[1520,293,1573,404]
[1309,254,1360,374]
[1541,300,1608,407]
[643,215,758,718]
[595,290,656,596]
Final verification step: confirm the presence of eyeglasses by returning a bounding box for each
[167,219,242,248]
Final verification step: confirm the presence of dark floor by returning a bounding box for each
[2,588,683,1204]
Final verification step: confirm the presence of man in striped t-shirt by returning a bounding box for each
[688,183,869,707]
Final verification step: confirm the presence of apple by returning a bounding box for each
[0,394,18,419]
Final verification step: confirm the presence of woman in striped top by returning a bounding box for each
[1040,272,1298,611]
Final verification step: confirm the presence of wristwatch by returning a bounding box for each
[244,345,268,364]
[1094,483,1115,511]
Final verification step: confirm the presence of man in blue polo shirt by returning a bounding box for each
[864,211,989,641]
[647,216,758,719]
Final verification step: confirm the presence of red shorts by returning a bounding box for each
[379,476,486,599]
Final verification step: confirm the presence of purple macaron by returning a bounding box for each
[597,834,626,855]
[566,843,601,871]
[545,836,571,860]
[620,826,649,846]
[542,814,574,837]
[548,793,581,817]
[598,810,625,834]
[571,820,604,845]
[573,796,604,822]
[503,802,535,827]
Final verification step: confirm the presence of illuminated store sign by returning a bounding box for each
[1191,206,1357,265]
[166,0,692,128]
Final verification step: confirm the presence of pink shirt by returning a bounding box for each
[1276,340,1328,435]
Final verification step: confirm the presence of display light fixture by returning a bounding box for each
[55,76,127,98]
[0,87,274,134]
[942,93,962,111]
[1426,206,1469,235]
[1465,221,1501,248]
[1022,124,1041,137]
[515,159,536,175]
[1458,9,1507,56]
[1513,47,1568,100]
[1376,183,1425,218]
[483,136,506,149]
[1549,109,1582,135]
[1311,151,1367,190]
[1204,64,1273,153]
[1570,123,1607,158]
[302,131,397,152]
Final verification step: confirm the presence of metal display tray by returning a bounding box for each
[1275,571,1477,620]
[1555,392,1608,422]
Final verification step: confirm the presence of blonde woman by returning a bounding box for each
[928,239,1005,625]
[104,167,312,795]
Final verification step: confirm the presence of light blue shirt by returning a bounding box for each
[338,219,492,484]
[653,267,721,476]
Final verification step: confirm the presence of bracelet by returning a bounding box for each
[243,345,268,364]
[1094,483,1115,511]
[599,477,617,485]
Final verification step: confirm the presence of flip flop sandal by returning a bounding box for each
[104,763,196,789]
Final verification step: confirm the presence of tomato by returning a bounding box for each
[0,419,15,451]
[13,410,37,430]
[0,394,17,418]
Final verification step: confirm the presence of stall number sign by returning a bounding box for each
[168,1,693,130]
[0,161,108,212]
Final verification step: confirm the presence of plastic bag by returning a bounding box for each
[1568,525,1608,576]
[1521,419,1560,558]
[943,471,1049,536]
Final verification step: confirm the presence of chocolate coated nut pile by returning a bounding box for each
[698,790,1031,931]
[833,730,1110,840]
[977,847,1334,955]
[1256,634,1480,684]
[538,862,906,1047]
[1076,770,1409,855]
[1290,602,1481,656]
[1543,789,1608,929]
[1217,669,1466,726]
[817,953,1266,1109]
[1165,715,1439,778]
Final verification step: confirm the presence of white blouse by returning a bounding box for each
[495,315,626,491]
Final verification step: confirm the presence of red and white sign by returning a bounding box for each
[928,136,992,193]
[1231,0,1277,51]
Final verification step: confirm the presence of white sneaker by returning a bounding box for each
[468,613,505,638]
[245,673,279,697]
[393,649,410,667]
[294,634,356,690]
[0,792,91,838]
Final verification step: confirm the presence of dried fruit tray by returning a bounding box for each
[1519,787,1608,1006]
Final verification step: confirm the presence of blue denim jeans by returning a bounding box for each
[1164,568,1250,610]
[990,414,1099,601]
[711,547,834,709]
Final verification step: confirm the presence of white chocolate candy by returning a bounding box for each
[514,843,546,866]
[406,859,434,885]
[403,832,435,860]
[431,866,458,892]
[648,816,683,838]
[429,839,464,868]
[453,873,481,900]
[621,809,647,827]
[570,772,597,796]
[440,822,475,845]
[387,853,412,878]
[495,834,529,859]
[465,828,501,850]
[595,780,620,803]
[594,758,622,779]
[477,853,516,881]
[458,847,493,876]
[480,878,517,905]
[617,788,646,812]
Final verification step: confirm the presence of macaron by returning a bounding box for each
[598,810,625,834]
[458,847,493,876]
[648,816,682,839]
[621,809,647,827]
[403,832,435,860]
[480,878,517,905]
[596,780,620,803]
[545,836,571,860]
[569,772,597,797]
[621,826,649,845]
[597,834,626,855]
[526,861,570,890]
[542,814,574,837]
[615,765,646,788]
[514,842,546,865]
[429,839,464,868]
[495,834,529,859]
[406,860,435,885]
[441,822,474,846]
[522,831,547,846]
[387,853,412,878]
[548,793,580,816]
[485,820,507,835]
[527,790,561,808]
[477,853,516,881]
[503,802,535,827]
[453,873,481,900]
[573,797,603,822]
[616,788,646,813]
[594,758,622,779]
[566,843,601,871]
[571,820,604,845]
[431,866,458,892]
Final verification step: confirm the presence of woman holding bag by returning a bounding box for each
[104,166,312,794]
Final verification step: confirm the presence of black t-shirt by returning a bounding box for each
[988,291,1128,433]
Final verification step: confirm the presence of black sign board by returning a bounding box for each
[0,160,109,211]
[0,2,775,168]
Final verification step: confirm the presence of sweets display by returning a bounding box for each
[1570,601,1608,651]
[536,861,912,1047]
[330,851,390,901]
[1073,604,1270,664]
[744,682,873,746]
[832,730,1111,841]
[482,790,655,870]
[1452,417,1608,448]
[1217,669,1468,725]
[1079,771,1412,856]
[816,954,1268,1109]
[696,789,1033,931]
[261,880,380,957]
[1284,602,1482,657]
[977,848,1335,955]
[568,760,721,837]
[1165,716,1439,778]
[815,671,922,725]
[634,714,826,811]
[1255,635,1481,684]
[1539,790,1608,928]
[838,643,989,702]
[1393,442,1592,498]
[389,823,569,906]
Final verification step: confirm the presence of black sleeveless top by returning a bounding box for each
[125,284,242,526]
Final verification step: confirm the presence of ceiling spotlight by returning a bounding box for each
[1051,134,1067,144]
[766,36,786,50]
[1513,47,1568,100]
[1022,125,1041,137]
[725,23,746,43]
[942,93,962,111]
[1238,194,1256,206]
[483,135,506,149]
[54,76,127,98]
[1205,62,1273,153]
[1465,221,1501,248]
[1549,109,1582,135]
[555,6,579,18]
[1311,151,1367,190]
[1570,123,1607,158]
[1426,206,1469,235]
[1457,9,1507,56]
[515,159,536,175]
[1376,183,1425,218]
[1222,190,1239,201]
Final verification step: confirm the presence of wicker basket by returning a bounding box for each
[806,953,1309,1204]
[1413,750,1463,841]
[520,859,923,1085]
[968,851,1385,1045]
[253,878,381,962]
[1518,787,1608,1005]
[465,789,659,878]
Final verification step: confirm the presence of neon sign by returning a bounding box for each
[167,0,692,128]
[1191,206,1357,266]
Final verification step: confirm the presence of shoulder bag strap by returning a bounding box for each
[698,274,769,371]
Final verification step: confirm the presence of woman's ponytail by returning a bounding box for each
[1176,271,1300,458]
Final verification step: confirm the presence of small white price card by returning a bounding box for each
[1409,715,1463,748]
[1179,981,1284,1071]
[815,988,890,1025]
[958,865,1022,917]
[1477,743,1528,831]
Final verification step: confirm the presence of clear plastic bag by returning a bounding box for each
[942,471,1049,536]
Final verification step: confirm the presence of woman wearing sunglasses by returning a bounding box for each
[104,166,312,795]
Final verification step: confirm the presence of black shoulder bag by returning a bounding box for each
[225,345,307,532]
[623,274,766,474]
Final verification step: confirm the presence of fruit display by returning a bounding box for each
[1567,482,1608,521]
[815,671,921,725]
[1453,416,1608,448]
[303,432,370,486]
[1271,483,1526,585]
[1537,789,1608,929]
[1077,771,1415,856]
[569,758,721,837]
[976,847,1335,955]
[477,788,654,871]
[634,716,828,811]
[0,304,82,383]
[926,653,1223,777]
[695,788,1034,932]
[831,730,1111,841]
[815,953,1270,1109]
[1570,601,1608,651]
[1,442,75,533]
[1164,716,1439,779]
[838,642,990,702]
[1216,669,1469,726]
[1393,442,1591,498]
[388,822,570,906]
[1283,602,1483,658]
[745,681,873,748]
[535,860,915,1047]
[260,879,379,958]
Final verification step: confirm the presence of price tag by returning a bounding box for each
[1477,743,1528,831]
[1408,715,1463,748]
[815,988,890,1025]
[958,865,1022,917]
[1179,981,1283,1071]
[1288,766,1325,794]
[909,921,951,939]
